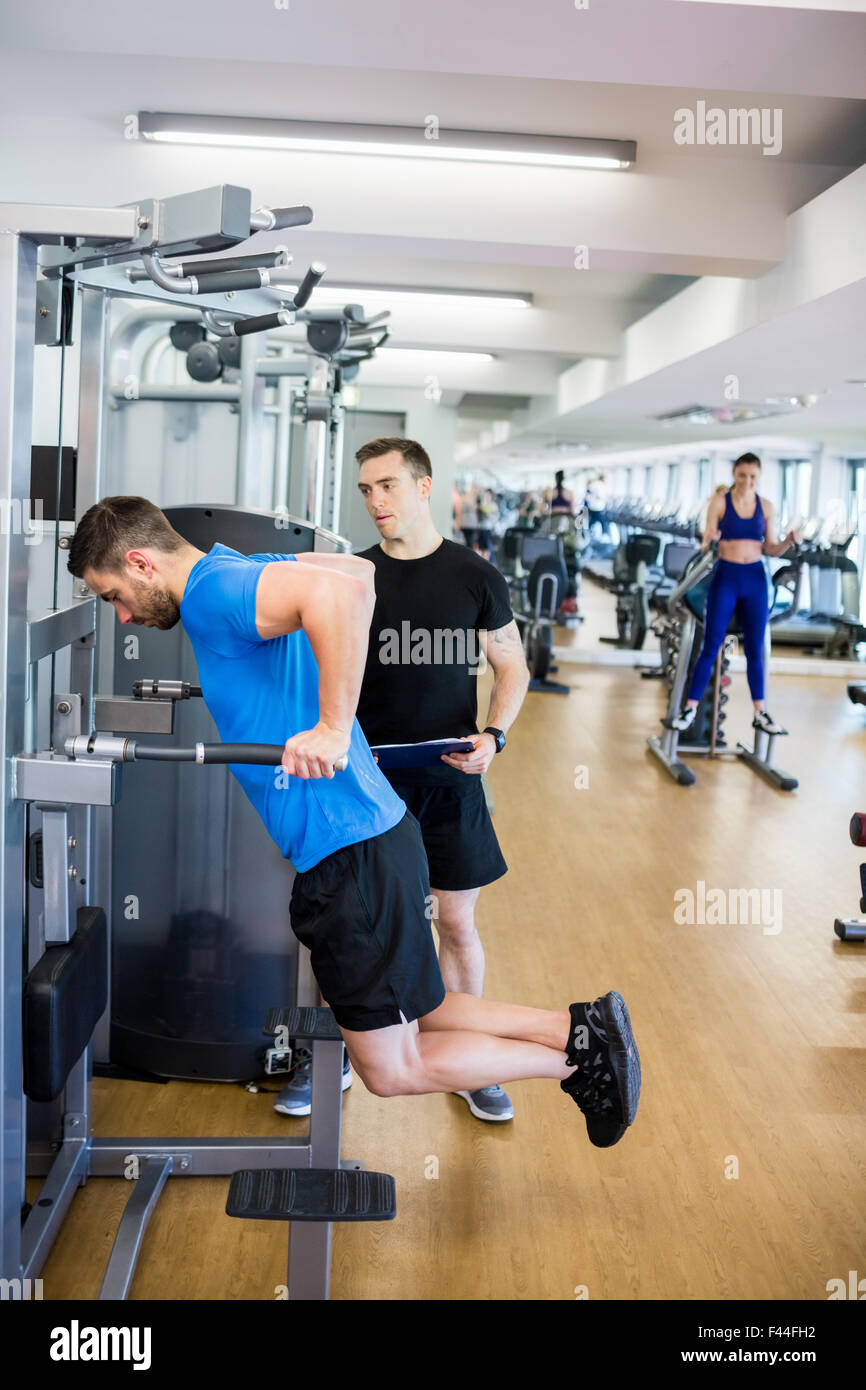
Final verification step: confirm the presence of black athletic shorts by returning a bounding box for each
[385,775,508,892]
[289,811,446,1032]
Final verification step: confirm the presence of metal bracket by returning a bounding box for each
[126,1151,192,1173]
[53,692,82,747]
[93,696,175,735]
[14,753,121,806]
[37,805,78,945]
[35,277,64,345]
[264,1046,293,1076]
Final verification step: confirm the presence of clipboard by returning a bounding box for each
[370,738,475,769]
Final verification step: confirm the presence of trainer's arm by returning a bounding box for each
[482,621,531,731]
[440,620,529,774]
[255,559,375,777]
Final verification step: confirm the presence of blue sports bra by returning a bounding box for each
[718,490,765,542]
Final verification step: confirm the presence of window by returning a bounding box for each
[846,460,866,621]
[777,459,812,528]
[696,457,711,501]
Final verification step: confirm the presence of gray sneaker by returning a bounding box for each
[454,1085,514,1122]
[273,1047,352,1117]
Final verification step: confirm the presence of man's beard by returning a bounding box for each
[128,576,180,629]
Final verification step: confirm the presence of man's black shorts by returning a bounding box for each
[289,811,446,1032]
[384,774,508,892]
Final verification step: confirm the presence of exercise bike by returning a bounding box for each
[512,544,571,694]
[601,533,661,650]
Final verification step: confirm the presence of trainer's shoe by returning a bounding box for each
[454,1085,514,1123]
[273,1046,352,1117]
[669,704,697,731]
[561,991,641,1148]
[752,709,785,735]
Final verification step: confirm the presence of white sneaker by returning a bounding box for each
[670,705,697,731]
[753,709,785,735]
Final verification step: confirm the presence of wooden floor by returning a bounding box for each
[33,590,866,1300]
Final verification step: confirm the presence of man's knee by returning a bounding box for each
[436,917,479,951]
[361,1064,406,1098]
[433,896,480,949]
[348,1035,423,1098]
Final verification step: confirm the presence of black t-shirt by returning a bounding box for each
[355,539,513,785]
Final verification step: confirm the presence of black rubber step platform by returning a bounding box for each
[265,1006,343,1041]
[226,1168,396,1222]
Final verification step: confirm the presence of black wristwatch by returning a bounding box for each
[483,726,506,753]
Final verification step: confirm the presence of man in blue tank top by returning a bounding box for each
[68,496,641,1151]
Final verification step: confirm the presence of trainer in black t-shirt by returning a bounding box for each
[355,538,513,785]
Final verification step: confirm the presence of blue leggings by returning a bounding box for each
[687,560,768,703]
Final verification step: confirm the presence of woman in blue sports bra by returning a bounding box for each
[672,452,797,736]
[548,470,575,517]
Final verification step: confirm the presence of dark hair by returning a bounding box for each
[355,437,432,482]
[733,452,761,469]
[67,496,186,578]
[555,470,565,488]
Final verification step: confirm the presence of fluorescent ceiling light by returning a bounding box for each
[378,348,495,365]
[655,401,817,426]
[139,112,635,171]
[317,284,531,311]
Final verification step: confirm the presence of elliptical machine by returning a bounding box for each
[647,548,797,790]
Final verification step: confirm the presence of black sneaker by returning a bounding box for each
[561,992,641,1148]
[752,709,785,735]
[669,704,696,731]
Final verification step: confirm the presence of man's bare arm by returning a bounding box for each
[254,561,374,775]
[439,620,529,774]
[481,621,530,733]
[292,552,377,582]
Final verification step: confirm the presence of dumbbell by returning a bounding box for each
[849,813,866,846]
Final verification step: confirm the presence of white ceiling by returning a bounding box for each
[465,279,866,471]
[1,0,864,470]
[4,0,866,98]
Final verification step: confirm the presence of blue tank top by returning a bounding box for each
[180,544,406,872]
[718,490,765,542]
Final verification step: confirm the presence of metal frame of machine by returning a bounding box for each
[1,188,392,1303]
